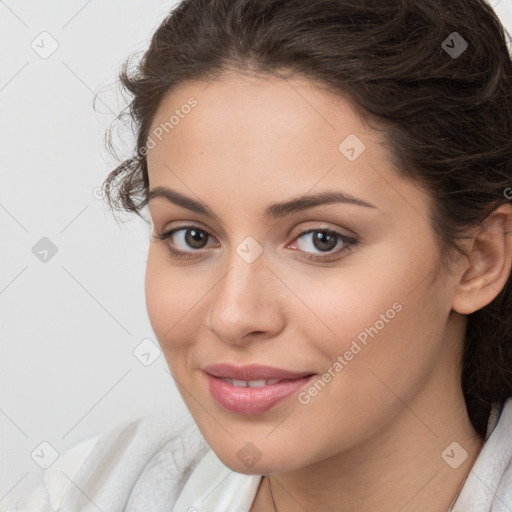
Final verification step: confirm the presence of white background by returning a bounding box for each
[1,0,511,507]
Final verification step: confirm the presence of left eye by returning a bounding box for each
[290,229,356,255]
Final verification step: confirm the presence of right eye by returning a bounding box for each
[153,225,219,258]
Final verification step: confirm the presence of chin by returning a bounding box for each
[206,436,307,475]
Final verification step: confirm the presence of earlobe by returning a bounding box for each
[452,203,512,315]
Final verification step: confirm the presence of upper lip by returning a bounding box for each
[203,363,315,381]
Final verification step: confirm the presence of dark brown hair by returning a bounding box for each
[102,0,512,437]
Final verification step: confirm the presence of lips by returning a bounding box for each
[203,363,314,381]
[203,363,316,414]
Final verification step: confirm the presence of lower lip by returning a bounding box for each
[205,373,315,415]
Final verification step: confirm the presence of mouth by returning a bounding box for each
[216,377,294,387]
[203,363,316,414]
[203,362,314,381]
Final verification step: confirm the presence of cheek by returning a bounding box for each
[144,248,202,354]
[280,255,408,354]
[288,241,448,388]
[314,280,446,405]
[284,276,448,456]
[289,277,408,378]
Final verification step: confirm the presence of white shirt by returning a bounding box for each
[6,397,512,512]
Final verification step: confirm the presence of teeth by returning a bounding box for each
[261,379,280,386]
[247,379,269,388]
[232,379,249,387]
[221,378,281,387]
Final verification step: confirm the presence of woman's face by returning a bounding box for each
[144,72,466,474]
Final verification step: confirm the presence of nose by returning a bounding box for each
[205,250,286,346]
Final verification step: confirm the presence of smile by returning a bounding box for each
[206,375,315,414]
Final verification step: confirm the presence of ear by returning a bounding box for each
[452,203,512,315]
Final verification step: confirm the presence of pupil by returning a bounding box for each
[314,231,337,251]
[186,228,207,248]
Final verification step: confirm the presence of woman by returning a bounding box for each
[11,0,512,510]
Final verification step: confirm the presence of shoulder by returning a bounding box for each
[2,435,99,512]
[171,449,262,512]
[453,397,512,510]
[7,408,209,512]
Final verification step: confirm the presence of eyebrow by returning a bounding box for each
[147,186,377,220]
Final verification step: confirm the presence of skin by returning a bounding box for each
[144,71,512,511]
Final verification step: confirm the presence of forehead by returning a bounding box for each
[148,71,374,150]
[145,72,429,219]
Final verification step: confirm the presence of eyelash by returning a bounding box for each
[153,225,358,262]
